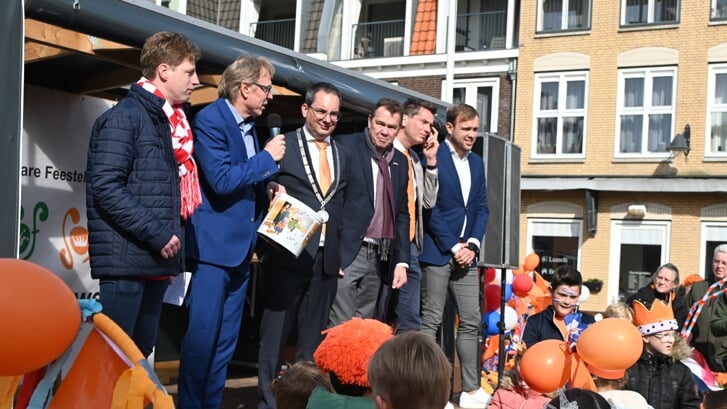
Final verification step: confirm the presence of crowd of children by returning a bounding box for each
[268,251,727,409]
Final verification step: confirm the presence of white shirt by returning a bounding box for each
[445,139,472,245]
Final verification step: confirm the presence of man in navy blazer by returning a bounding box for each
[330,98,410,327]
[178,55,285,409]
[256,82,351,409]
[420,103,490,409]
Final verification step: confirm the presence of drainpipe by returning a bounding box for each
[444,0,456,103]
[508,59,517,142]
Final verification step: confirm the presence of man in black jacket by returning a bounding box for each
[86,32,200,357]
[257,82,351,409]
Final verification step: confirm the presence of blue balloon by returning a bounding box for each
[482,311,490,324]
[486,311,501,336]
[505,283,513,302]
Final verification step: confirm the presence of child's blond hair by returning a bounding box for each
[604,302,633,322]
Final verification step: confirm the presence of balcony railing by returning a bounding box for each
[250,18,295,49]
[456,11,506,51]
[351,19,405,59]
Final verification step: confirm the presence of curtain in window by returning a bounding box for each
[542,0,563,30]
[647,114,671,152]
[620,116,642,153]
[566,80,585,109]
[715,73,727,104]
[651,76,673,106]
[540,82,559,110]
[624,78,644,107]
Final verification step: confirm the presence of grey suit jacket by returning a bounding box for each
[403,145,439,253]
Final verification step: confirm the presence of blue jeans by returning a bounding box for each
[98,277,169,357]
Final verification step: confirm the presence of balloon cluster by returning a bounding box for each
[481,253,541,336]
[518,318,643,393]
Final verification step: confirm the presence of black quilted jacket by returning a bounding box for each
[625,350,700,409]
[85,84,184,279]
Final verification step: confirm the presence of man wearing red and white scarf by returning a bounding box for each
[86,32,200,358]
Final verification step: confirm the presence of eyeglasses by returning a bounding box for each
[252,83,273,96]
[307,105,341,121]
[651,331,677,342]
[654,275,675,283]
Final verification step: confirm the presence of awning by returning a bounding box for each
[24,0,450,116]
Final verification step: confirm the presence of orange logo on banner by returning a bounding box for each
[60,208,89,270]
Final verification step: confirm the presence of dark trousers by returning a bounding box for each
[177,261,250,409]
[394,242,423,332]
[99,277,169,357]
[257,248,337,409]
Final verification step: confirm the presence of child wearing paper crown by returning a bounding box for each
[521,265,595,348]
[625,299,700,409]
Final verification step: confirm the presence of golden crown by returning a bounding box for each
[631,299,678,335]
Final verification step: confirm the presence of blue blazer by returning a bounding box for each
[186,98,279,268]
[419,141,489,267]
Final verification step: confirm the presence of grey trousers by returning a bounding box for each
[329,243,384,327]
[421,259,482,392]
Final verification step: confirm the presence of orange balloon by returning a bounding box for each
[576,318,643,372]
[520,339,571,393]
[523,253,540,271]
[0,259,80,376]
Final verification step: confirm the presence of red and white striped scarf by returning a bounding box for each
[137,78,201,220]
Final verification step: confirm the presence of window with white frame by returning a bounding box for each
[621,0,679,26]
[532,72,587,157]
[616,67,676,157]
[443,78,500,135]
[712,0,727,20]
[528,219,582,282]
[707,64,727,156]
[610,220,669,303]
[702,222,727,280]
[537,0,591,32]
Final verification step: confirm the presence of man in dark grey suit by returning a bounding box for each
[331,98,410,327]
[389,98,439,332]
[257,82,351,409]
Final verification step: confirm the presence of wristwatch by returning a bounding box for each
[466,242,479,254]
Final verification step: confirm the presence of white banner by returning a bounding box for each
[20,85,113,299]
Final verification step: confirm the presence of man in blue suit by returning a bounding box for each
[178,55,286,409]
[420,103,490,409]
[256,82,351,409]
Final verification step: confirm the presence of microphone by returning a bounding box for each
[267,113,282,138]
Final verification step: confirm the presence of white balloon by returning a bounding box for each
[503,306,518,331]
[494,268,515,285]
[579,285,590,303]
